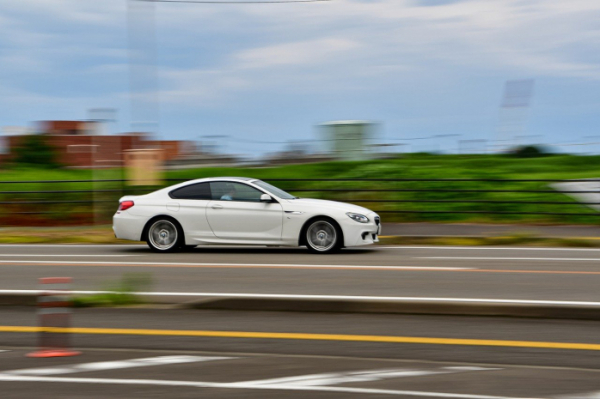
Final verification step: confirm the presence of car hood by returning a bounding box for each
[283,198,375,215]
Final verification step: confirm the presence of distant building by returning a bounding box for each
[319,120,376,161]
[154,140,197,162]
[1,126,34,155]
[50,133,148,168]
[1,133,147,168]
[0,120,199,168]
[41,120,84,135]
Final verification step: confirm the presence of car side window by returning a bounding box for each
[210,182,263,202]
[169,182,212,200]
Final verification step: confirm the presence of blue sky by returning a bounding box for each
[2,0,600,155]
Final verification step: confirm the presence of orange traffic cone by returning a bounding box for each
[27,277,80,358]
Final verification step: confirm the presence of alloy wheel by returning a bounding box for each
[148,220,179,251]
[306,220,337,252]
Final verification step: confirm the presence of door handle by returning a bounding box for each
[212,204,223,209]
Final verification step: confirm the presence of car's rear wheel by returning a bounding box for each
[305,219,340,254]
[146,218,182,252]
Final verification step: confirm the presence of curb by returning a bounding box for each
[3,293,600,321]
[181,297,600,321]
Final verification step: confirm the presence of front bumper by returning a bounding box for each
[341,213,381,247]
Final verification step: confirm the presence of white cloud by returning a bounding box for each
[236,38,359,69]
[2,0,600,145]
[2,0,124,26]
[147,0,600,108]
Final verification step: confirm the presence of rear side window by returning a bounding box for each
[169,183,211,200]
[210,182,263,202]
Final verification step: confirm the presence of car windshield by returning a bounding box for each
[253,181,297,199]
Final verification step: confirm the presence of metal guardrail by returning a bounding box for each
[0,178,598,218]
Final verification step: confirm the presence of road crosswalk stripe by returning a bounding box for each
[0,374,542,398]
[4,355,234,376]
[238,366,501,387]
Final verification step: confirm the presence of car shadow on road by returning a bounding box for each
[119,246,376,255]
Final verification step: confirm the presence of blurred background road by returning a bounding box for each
[2,244,600,302]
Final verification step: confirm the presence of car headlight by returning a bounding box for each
[346,212,369,223]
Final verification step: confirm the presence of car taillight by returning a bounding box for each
[119,201,134,211]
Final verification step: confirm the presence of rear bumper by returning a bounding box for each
[113,212,146,241]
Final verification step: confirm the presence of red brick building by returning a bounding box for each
[1,120,196,168]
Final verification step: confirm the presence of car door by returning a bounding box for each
[206,181,283,240]
[168,182,215,240]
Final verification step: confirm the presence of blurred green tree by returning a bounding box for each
[13,134,61,168]
[510,145,552,158]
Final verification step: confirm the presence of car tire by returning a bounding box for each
[146,218,183,253]
[305,218,341,254]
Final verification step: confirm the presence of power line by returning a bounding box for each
[139,0,331,4]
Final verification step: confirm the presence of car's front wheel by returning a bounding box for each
[305,219,341,254]
[146,218,183,252]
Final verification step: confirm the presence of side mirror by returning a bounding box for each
[260,194,273,202]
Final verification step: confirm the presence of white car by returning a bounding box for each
[113,177,381,254]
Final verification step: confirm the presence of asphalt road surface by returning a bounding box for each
[2,307,600,398]
[2,244,600,301]
[3,243,600,398]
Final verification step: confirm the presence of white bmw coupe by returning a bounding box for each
[113,177,381,254]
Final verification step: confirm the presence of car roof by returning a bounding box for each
[178,176,258,186]
[213,177,255,181]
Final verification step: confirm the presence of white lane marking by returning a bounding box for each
[557,393,600,399]
[1,290,598,307]
[417,257,600,262]
[0,374,542,398]
[382,246,600,251]
[0,255,139,257]
[5,355,234,376]
[239,370,441,387]
[0,260,473,271]
[0,243,598,251]
[239,366,501,387]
